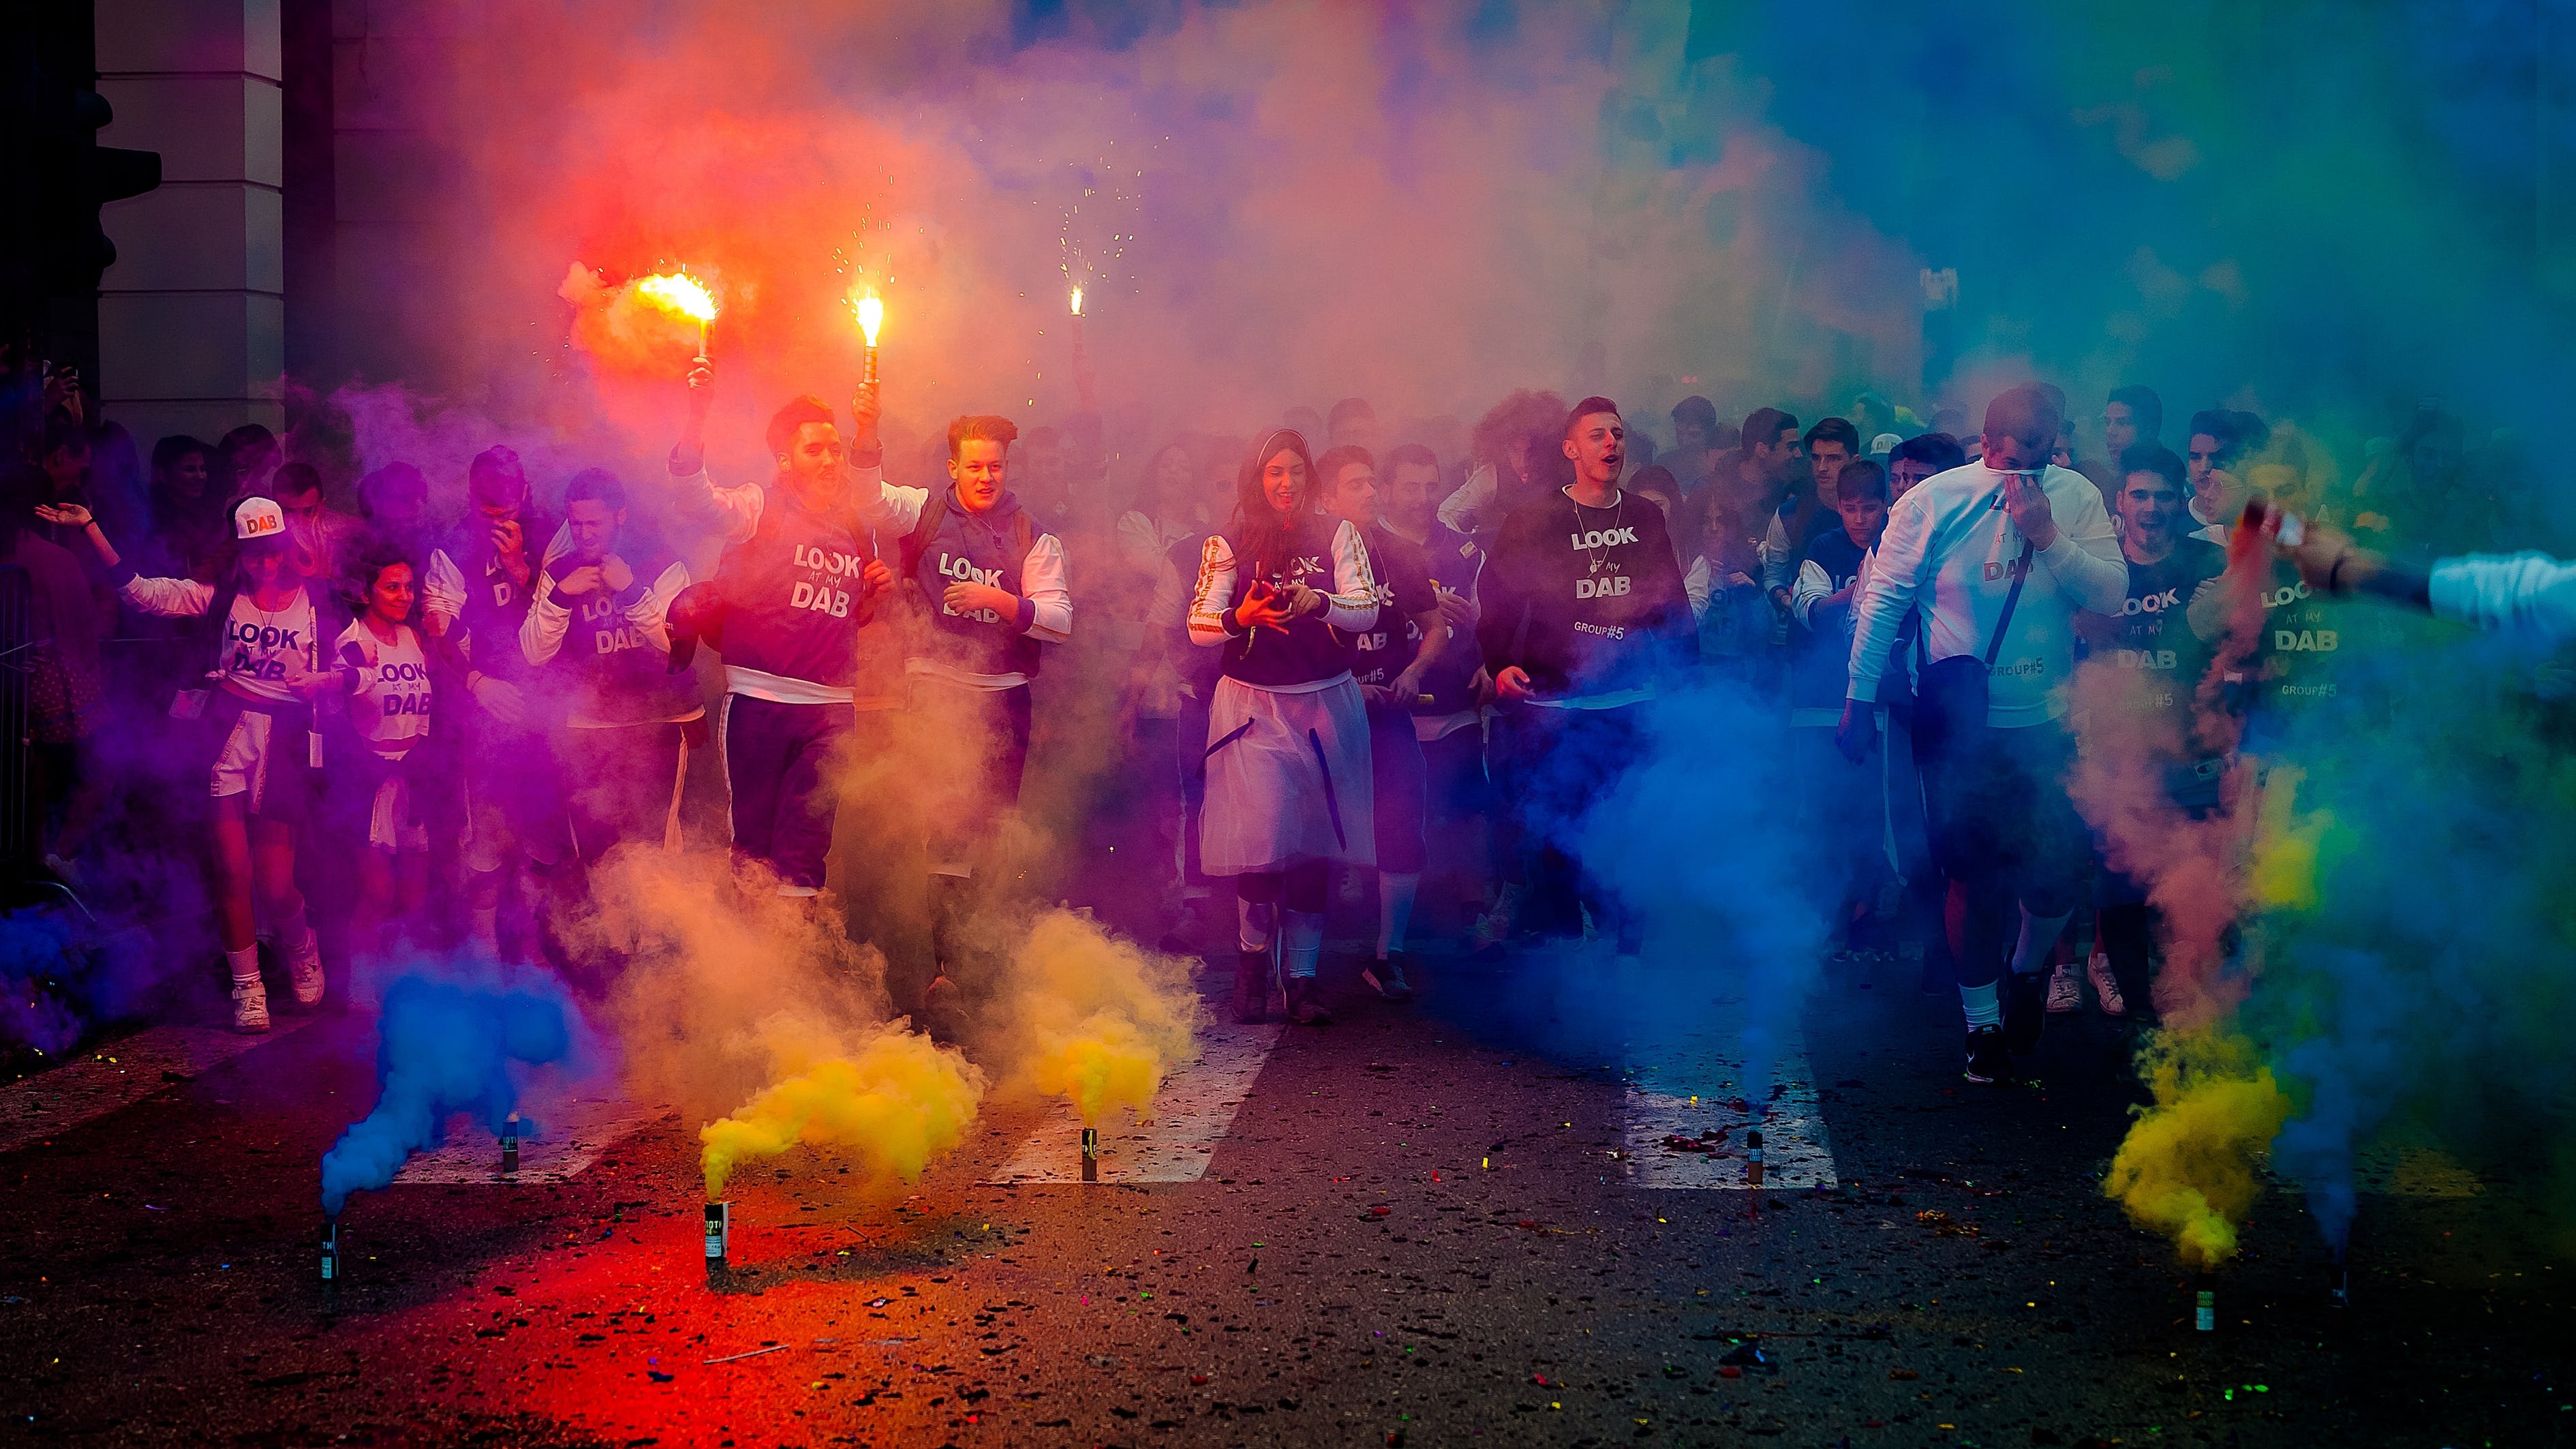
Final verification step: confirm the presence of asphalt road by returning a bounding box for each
[3,943,2568,1448]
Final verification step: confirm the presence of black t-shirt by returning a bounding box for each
[1476,487,1696,699]
[1351,523,1439,712]
[2250,559,2346,714]
[2079,536,2224,744]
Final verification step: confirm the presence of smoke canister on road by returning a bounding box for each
[1080,1127,1099,1183]
[704,1202,729,1266]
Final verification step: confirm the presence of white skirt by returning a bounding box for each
[1199,674,1375,876]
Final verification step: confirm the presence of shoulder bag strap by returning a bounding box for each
[1980,539,2036,669]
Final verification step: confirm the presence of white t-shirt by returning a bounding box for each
[337,620,433,756]
[1845,461,2128,727]
[218,592,320,704]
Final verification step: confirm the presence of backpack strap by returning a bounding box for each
[896,485,950,581]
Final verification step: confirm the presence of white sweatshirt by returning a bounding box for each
[2429,553,2576,639]
[1845,461,2126,727]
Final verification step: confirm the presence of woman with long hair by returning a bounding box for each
[1185,429,1382,1024]
[331,539,438,966]
[40,494,352,1031]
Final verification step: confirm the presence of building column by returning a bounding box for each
[95,0,284,449]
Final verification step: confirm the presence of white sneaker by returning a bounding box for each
[2086,953,2128,1018]
[2044,963,2083,1015]
[232,979,272,1034]
[289,948,326,1008]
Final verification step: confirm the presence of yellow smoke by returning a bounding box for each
[700,1024,984,1198]
[2248,763,2336,913]
[2103,1029,2293,1269]
[572,848,893,1123]
[1007,909,1204,1125]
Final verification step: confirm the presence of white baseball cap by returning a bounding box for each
[1869,432,1904,457]
[233,495,287,542]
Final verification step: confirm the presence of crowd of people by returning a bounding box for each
[0,345,2526,1082]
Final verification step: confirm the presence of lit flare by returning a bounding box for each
[636,271,718,325]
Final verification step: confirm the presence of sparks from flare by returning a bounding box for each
[637,271,718,354]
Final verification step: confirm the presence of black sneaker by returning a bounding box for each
[1963,1025,2012,1084]
[2003,970,2048,1055]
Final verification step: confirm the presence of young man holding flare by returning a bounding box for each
[666,359,895,898]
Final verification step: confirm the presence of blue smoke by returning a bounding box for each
[1570,676,1834,1103]
[320,973,577,1215]
[2242,615,2576,1249]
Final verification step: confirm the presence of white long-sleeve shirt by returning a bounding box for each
[1845,461,2126,727]
[674,460,927,546]
[2429,553,2576,639]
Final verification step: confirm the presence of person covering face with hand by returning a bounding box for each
[1835,385,2126,1086]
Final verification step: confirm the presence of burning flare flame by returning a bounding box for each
[853,288,884,346]
[1069,286,1084,317]
[636,271,718,324]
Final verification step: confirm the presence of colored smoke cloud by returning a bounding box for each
[1571,680,1832,1102]
[570,849,986,1202]
[1002,908,1203,1127]
[2103,1028,2293,1270]
[320,971,580,1215]
[699,1025,984,1200]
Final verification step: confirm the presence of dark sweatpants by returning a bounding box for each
[1918,718,2089,990]
[1368,711,1428,876]
[1493,702,1642,949]
[721,694,850,891]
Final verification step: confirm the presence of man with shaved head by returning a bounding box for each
[1836,384,2126,1085]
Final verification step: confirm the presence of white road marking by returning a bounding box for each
[392,1088,666,1185]
[988,1018,1284,1184]
[1620,1029,1838,1190]
[0,1018,322,1156]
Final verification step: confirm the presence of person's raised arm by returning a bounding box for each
[2014,470,2128,615]
[668,356,761,545]
[37,502,216,616]
[1436,463,1497,538]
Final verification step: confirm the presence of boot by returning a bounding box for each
[1285,976,1334,1026]
[1232,949,1270,1024]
